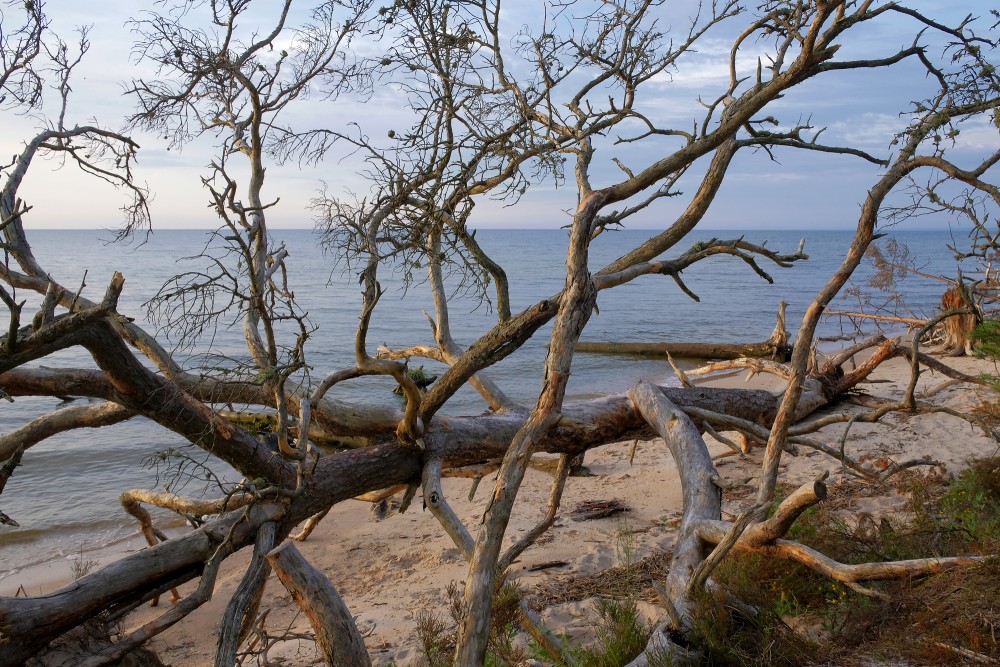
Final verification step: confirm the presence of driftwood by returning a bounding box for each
[0,308,991,664]
[824,309,927,326]
[0,340,875,665]
[577,302,791,361]
[574,339,790,360]
[1,3,998,664]
[569,499,630,521]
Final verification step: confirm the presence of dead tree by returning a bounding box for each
[1,1,999,666]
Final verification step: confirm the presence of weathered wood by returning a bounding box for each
[215,410,360,448]
[0,445,24,526]
[0,367,780,446]
[79,320,297,486]
[0,335,937,662]
[422,457,474,558]
[455,194,600,665]
[628,382,720,628]
[75,555,222,667]
[696,520,989,585]
[579,302,791,362]
[575,340,789,360]
[266,541,371,667]
[499,453,571,572]
[120,490,256,532]
[741,474,827,545]
[824,309,927,326]
[215,522,278,667]
[425,225,513,411]
[0,5,995,666]
[0,401,135,461]
[0,501,285,665]
[687,357,794,381]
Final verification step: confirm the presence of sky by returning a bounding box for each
[1,0,996,232]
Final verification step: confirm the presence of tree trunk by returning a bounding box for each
[0,342,895,664]
[574,340,789,360]
[627,382,720,628]
[939,284,979,356]
[266,542,372,667]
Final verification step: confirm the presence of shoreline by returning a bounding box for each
[5,347,998,665]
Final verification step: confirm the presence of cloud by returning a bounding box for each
[2,1,995,233]
[951,118,1000,152]
[825,112,903,149]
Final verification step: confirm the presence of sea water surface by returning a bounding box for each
[0,228,970,577]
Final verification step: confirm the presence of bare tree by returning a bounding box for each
[0,1,998,666]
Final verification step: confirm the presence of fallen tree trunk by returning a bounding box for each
[574,339,791,360]
[576,302,791,361]
[0,315,915,666]
[0,502,286,666]
[0,350,874,665]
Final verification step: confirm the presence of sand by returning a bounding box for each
[8,350,1000,666]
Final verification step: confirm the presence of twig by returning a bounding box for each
[931,642,999,665]
[499,453,571,571]
[687,502,769,595]
[69,270,88,312]
[666,352,693,388]
[701,420,745,456]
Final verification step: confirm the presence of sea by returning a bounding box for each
[0,227,974,580]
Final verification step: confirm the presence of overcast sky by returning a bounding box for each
[2,1,995,232]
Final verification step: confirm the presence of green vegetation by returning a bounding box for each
[413,572,527,667]
[972,319,1000,360]
[414,521,658,667]
[410,466,1000,666]
[569,598,652,667]
[392,366,438,395]
[696,462,1000,665]
[972,319,1000,390]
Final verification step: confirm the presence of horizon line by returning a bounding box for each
[25,226,953,232]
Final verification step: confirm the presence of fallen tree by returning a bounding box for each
[0,330,952,665]
[576,304,792,361]
[1,1,999,666]
[575,340,789,360]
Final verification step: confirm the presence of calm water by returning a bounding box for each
[0,228,969,575]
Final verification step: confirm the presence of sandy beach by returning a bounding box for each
[7,349,999,666]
